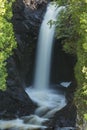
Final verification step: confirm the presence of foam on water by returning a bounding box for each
[0,115,49,129]
[60,82,71,88]
[0,3,67,130]
[26,87,66,118]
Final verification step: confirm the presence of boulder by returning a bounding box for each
[0,0,48,119]
[46,104,77,130]
[0,88,36,119]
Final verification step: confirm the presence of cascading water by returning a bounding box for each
[34,3,62,90]
[26,1,66,123]
[26,3,66,115]
[0,3,73,130]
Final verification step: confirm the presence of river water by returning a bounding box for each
[0,3,74,130]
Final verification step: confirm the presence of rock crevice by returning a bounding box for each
[0,0,48,119]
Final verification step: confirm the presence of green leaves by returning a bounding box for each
[0,0,17,90]
[84,114,87,120]
[55,0,87,122]
[83,43,87,52]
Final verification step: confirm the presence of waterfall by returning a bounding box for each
[25,3,66,118]
[34,3,63,90]
[0,3,70,130]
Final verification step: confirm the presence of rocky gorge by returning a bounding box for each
[0,0,77,129]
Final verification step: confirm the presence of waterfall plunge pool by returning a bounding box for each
[0,2,76,130]
[0,86,67,130]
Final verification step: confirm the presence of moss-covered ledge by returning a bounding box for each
[55,0,87,127]
[0,0,17,90]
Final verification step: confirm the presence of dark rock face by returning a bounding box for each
[46,105,77,130]
[50,40,76,84]
[45,83,77,130]
[0,0,48,119]
[12,0,48,86]
[0,89,36,119]
[23,0,47,9]
[0,1,77,128]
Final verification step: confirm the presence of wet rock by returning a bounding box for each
[45,104,77,130]
[11,0,48,86]
[56,127,76,130]
[0,2,77,130]
[51,41,77,84]
[0,89,36,119]
[0,0,48,119]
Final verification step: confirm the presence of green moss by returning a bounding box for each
[55,0,87,122]
[0,0,17,90]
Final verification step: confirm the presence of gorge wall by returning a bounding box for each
[0,0,48,119]
[0,0,77,122]
[11,0,76,88]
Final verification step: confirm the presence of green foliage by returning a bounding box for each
[0,0,17,90]
[84,114,87,120]
[55,0,87,122]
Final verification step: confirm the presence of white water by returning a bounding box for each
[25,2,66,128]
[0,3,68,130]
[34,3,64,90]
[26,2,66,117]
[0,118,47,130]
[60,82,71,88]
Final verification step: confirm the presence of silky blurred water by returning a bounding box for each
[0,3,67,130]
